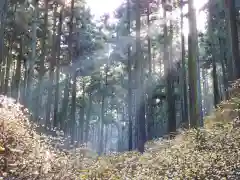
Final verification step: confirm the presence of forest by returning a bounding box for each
[1,0,240,179]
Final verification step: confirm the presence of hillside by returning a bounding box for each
[1,81,240,179]
[0,96,96,179]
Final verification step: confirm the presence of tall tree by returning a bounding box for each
[180,0,189,127]
[146,0,154,141]
[127,0,133,151]
[165,1,176,135]
[26,0,38,108]
[208,1,220,107]
[53,7,63,128]
[135,0,146,153]
[227,0,240,79]
[35,0,48,121]
[188,0,201,128]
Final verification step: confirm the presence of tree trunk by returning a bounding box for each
[26,0,38,109]
[218,37,229,100]
[22,58,28,105]
[0,0,7,65]
[180,0,189,127]
[13,36,23,102]
[4,35,13,95]
[35,0,48,121]
[70,72,77,144]
[84,93,92,143]
[78,80,85,144]
[127,0,133,151]
[208,3,220,108]
[188,0,201,128]
[0,52,6,93]
[146,0,154,141]
[167,17,176,135]
[45,4,57,129]
[53,8,63,128]
[227,0,240,79]
[60,77,70,132]
[99,67,108,154]
[135,0,145,153]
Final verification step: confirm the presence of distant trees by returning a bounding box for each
[1,0,240,154]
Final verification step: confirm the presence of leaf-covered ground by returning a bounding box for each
[1,81,240,179]
[0,96,97,179]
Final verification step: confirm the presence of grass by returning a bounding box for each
[1,81,240,179]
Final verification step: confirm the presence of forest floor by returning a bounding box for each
[1,82,240,179]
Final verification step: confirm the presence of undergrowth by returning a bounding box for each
[0,96,96,179]
[1,81,240,179]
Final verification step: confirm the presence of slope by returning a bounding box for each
[81,80,240,179]
[0,96,96,180]
[1,80,240,179]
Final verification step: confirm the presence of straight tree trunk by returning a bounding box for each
[35,0,48,121]
[60,77,70,131]
[208,2,220,108]
[70,8,77,144]
[13,36,23,102]
[188,0,201,128]
[99,67,108,154]
[218,37,229,100]
[70,72,77,144]
[78,80,85,144]
[4,4,16,95]
[167,17,176,135]
[180,0,189,127]
[135,0,145,153]
[53,8,63,128]
[146,1,154,141]
[0,51,6,92]
[127,0,133,151]
[45,4,57,129]
[26,0,38,109]
[61,0,75,136]
[0,0,7,65]
[84,93,92,143]
[4,34,14,95]
[227,0,240,79]
[22,58,28,105]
